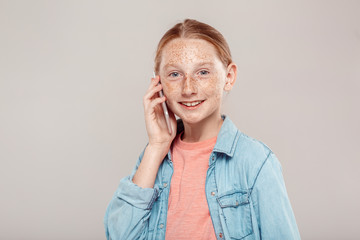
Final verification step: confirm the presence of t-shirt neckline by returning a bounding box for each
[175,131,218,150]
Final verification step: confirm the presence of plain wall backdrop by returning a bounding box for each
[0,0,359,239]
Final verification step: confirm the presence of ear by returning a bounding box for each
[223,63,237,92]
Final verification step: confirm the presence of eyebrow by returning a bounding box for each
[163,62,215,70]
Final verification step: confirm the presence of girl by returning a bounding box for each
[104,19,301,240]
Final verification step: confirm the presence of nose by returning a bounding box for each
[181,74,197,96]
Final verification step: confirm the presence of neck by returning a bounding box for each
[181,113,223,143]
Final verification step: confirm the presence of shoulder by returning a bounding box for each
[216,115,274,167]
[235,131,273,161]
[231,130,281,187]
[214,124,282,191]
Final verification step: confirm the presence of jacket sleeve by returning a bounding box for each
[104,145,159,240]
[250,152,301,240]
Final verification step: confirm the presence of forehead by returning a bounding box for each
[160,38,219,66]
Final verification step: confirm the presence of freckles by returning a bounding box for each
[199,76,223,101]
[163,82,174,93]
[163,40,214,66]
[159,38,226,103]
[163,81,181,96]
[202,76,221,91]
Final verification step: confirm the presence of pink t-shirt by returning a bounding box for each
[165,132,217,240]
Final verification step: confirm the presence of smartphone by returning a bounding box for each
[153,72,172,134]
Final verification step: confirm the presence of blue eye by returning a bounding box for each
[169,72,180,77]
[199,70,209,75]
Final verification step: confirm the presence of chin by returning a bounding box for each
[169,102,219,125]
[176,112,209,125]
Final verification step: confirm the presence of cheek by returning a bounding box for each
[162,81,181,98]
[200,76,223,97]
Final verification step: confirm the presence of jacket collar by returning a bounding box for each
[213,115,239,157]
[169,114,239,158]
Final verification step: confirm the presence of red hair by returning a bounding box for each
[154,19,232,74]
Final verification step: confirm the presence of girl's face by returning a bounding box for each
[159,38,233,125]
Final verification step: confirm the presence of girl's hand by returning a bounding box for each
[143,75,177,153]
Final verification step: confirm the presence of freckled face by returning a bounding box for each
[159,38,227,125]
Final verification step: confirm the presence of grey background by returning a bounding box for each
[1,0,359,239]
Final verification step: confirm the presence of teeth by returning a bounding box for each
[181,101,202,106]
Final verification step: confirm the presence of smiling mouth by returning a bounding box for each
[179,100,205,107]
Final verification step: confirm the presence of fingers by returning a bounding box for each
[145,76,161,95]
[149,96,166,109]
[151,75,160,84]
[143,76,166,111]
[143,84,163,104]
[149,76,160,89]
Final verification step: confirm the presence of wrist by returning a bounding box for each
[146,143,170,158]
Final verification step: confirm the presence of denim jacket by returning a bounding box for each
[104,115,301,240]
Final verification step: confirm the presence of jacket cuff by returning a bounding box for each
[116,176,159,210]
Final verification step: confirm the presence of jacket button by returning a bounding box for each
[159,224,164,229]
[211,191,216,196]
[219,232,223,238]
[163,183,167,187]
[212,156,215,161]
